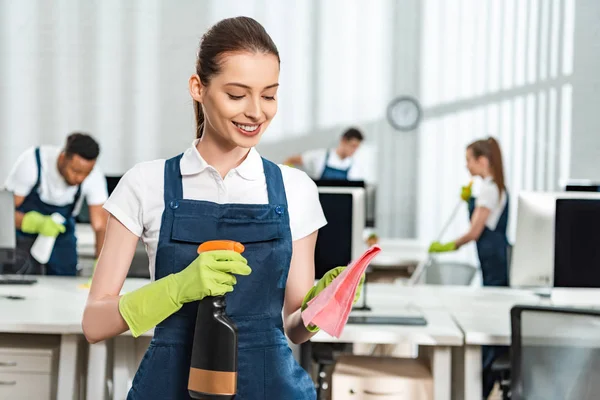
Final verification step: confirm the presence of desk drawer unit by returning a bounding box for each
[0,348,53,373]
[0,372,52,399]
[332,355,433,400]
[0,336,58,400]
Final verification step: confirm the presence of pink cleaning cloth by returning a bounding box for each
[301,245,381,337]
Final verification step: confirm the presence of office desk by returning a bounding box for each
[0,276,149,400]
[312,308,463,400]
[0,276,93,399]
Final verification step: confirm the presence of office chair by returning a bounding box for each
[410,258,477,286]
[503,305,600,400]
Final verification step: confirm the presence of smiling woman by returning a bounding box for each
[81,16,364,400]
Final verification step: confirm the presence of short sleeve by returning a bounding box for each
[301,149,326,180]
[103,164,145,237]
[280,165,327,241]
[476,180,500,211]
[3,147,38,197]
[82,166,109,206]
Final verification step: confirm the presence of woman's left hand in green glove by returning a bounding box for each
[301,266,365,332]
[428,241,457,253]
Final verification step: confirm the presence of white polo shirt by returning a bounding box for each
[301,148,364,181]
[476,176,508,230]
[4,145,108,215]
[104,141,327,280]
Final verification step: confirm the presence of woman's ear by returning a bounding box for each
[189,74,204,103]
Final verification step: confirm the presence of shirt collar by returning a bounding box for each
[179,139,263,181]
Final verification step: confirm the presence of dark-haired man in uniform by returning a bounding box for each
[4,133,108,275]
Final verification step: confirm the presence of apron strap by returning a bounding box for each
[32,147,42,192]
[163,153,184,204]
[68,184,83,216]
[262,158,288,206]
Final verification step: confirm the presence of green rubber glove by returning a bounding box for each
[21,211,66,237]
[428,241,457,253]
[301,266,365,333]
[460,182,473,202]
[119,250,251,337]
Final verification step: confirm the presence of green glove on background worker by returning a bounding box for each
[428,241,457,253]
[460,183,472,202]
[21,211,66,237]
[428,182,474,253]
[119,250,251,337]
[301,266,365,332]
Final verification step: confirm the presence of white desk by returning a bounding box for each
[4,276,599,400]
[356,283,546,400]
[0,276,91,399]
[312,308,463,400]
[0,276,149,400]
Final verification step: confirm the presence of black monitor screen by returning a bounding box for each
[313,179,365,188]
[565,184,600,192]
[106,176,122,195]
[314,193,353,279]
[554,199,600,288]
[76,175,122,223]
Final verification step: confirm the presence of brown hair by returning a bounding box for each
[193,17,280,138]
[467,137,506,197]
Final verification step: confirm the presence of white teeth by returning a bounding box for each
[233,122,259,132]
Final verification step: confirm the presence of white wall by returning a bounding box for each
[0,0,423,237]
[2,0,598,241]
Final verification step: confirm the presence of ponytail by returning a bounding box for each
[194,99,204,139]
[467,136,506,199]
[486,137,505,197]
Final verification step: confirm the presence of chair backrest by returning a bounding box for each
[510,305,600,400]
[411,259,477,286]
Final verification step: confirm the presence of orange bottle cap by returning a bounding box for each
[197,240,245,254]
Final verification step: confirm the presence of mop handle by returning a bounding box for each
[436,199,463,242]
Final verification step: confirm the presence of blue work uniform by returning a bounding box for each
[16,147,81,276]
[468,192,509,287]
[127,154,316,399]
[319,150,351,180]
[468,190,509,399]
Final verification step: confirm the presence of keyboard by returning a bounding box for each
[347,315,428,326]
[0,276,37,285]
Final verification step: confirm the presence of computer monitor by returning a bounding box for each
[313,179,366,188]
[76,175,122,223]
[554,198,600,288]
[314,187,366,279]
[0,190,16,264]
[511,192,600,288]
[565,184,600,192]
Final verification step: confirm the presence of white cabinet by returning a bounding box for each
[0,335,59,400]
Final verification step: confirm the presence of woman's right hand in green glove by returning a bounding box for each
[172,250,252,303]
[118,249,251,337]
[460,183,473,202]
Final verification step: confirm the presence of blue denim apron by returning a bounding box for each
[127,154,316,400]
[468,190,509,398]
[319,151,350,180]
[16,147,81,276]
[468,192,509,287]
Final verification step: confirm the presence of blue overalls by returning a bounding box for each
[468,191,509,399]
[16,147,81,276]
[467,192,509,287]
[127,154,316,400]
[319,150,350,180]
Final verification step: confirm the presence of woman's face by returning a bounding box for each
[465,148,488,177]
[190,51,280,149]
